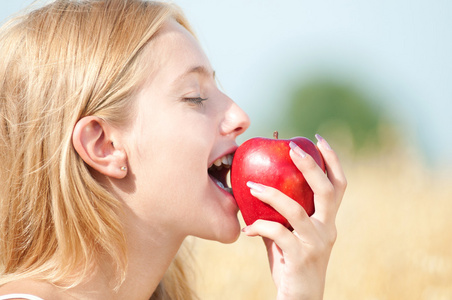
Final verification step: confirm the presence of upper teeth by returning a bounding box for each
[210,154,233,169]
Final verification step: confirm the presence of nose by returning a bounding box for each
[220,97,250,137]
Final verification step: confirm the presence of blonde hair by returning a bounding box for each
[0,0,197,299]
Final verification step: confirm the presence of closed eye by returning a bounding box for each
[184,97,208,106]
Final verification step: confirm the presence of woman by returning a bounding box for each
[0,0,346,299]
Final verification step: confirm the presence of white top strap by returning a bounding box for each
[0,294,44,300]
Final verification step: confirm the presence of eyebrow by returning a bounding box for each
[171,65,216,86]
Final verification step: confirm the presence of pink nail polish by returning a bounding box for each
[315,134,332,151]
[289,141,306,158]
[246,181,265,193]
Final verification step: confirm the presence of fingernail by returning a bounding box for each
[289,141,306,158]
[241,226,250,233]
[246,181,265,193]
[315,134,332,151]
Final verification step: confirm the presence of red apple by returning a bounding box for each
[230,131,325,229]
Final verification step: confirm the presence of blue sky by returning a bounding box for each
[2,0,451,167]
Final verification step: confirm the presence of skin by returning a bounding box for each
[115,20,250,244]
[0,19,346,300]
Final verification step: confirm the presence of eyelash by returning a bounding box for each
[184,97,208,106]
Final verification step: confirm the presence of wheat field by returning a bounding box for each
[191,149,452,300]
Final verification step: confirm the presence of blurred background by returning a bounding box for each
[2,0,451,299]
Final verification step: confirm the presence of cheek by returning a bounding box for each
[127,103,215,196]
[125,137,207,228]
[131,118,210,195]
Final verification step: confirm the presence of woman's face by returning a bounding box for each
[120,20,250,243]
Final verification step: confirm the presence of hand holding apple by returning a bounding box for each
[236,133,347,300]
[230,131,325,229]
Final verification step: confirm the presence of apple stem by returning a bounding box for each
[273,131,279,139]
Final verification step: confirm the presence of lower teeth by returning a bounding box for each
[213,178,232,194]
[216,181,225,189]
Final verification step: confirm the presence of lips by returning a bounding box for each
[208,153,233,194]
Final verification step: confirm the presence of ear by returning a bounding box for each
[72,116,128,179]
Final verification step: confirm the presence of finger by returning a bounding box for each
[247,182,317,238]
[288,143,337,222]
[262,238,283,265]
[263,236,277,252]
[262,237,284,281]
[242,219,299,256]
[315,134,347,205]
[288,146,333,198]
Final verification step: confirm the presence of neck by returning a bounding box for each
[116,225,185,300]
[66,213,186,300]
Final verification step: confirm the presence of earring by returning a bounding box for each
[120,166,127,171]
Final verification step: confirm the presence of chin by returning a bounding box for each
[215,221,241,244]
[196,214,241,244]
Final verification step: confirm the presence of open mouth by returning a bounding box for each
[208,153,233,194]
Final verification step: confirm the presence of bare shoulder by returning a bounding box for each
[0,279,68,300]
